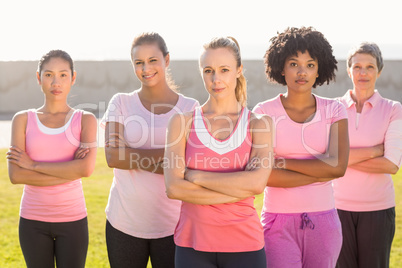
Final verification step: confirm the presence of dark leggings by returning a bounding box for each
[175,246,267,268]
[19,217,88,268]
[336,208,395,268]
[106,220,175,268]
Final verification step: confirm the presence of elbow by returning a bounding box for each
[80,168,94,178]
[9,173,22,185]
[165,186,179,200]
[252,183,266,195]
[390,165,399,175]
[105,153,117,168]
[330,165,347,178]
[8,167,22,184]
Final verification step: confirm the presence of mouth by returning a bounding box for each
[212,87,225,93]
[51,90,63,95]
[143,73,156,80]
[296,79,308,85]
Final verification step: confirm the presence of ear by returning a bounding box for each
[377,70,382,79]
[36,72,41,85]
[237,64,243,78]
[71,71,77,86]
[347,67,352,78]
[165,53,170,68]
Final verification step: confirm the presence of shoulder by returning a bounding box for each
[109,90,138,103]
[169,110,194,126]
[249,111,273,132]
[79,110,97,127]
[12,110,29,124]
[177,93,200,111]
[252,95,281,114]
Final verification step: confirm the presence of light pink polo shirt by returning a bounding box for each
[253,94,347,213]
[333,90,402,211]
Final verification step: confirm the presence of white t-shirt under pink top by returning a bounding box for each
[333,90,402,212]
[101,90,199,239]
[253,94,347,213]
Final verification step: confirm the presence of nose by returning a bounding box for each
[212,72,222,83]
[297,66,307,76]
[142,62,150,72]
[51,76,61,87]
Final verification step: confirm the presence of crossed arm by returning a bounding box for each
[7,111,98,186]
[267,119,350,187]
[104,121,164,173]
[163,112,274,204]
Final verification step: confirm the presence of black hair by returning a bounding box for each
[264,26,338,88]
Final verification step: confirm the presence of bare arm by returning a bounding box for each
[104,121,164,173]
[349,157,399,174]
[7,112,74,186]
[184,114,274,199]
[347,145,384,165]
[9,112,98,180]
[164,113,241,205]
[280,119,350,178]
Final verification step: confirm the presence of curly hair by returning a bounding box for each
[264,26,338,88]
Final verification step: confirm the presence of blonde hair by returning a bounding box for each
[201,37,247,107]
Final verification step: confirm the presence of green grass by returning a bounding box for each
[1,148,401,267]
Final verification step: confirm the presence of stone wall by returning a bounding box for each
[0,60,400,119]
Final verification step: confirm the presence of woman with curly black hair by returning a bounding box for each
[253,26,350,267]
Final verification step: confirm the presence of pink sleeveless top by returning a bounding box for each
[20,109,87,222]
[174,107,265,252]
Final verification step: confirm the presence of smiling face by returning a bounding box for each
[131,43,169,88]
[348,53,380,95]
[37,57,76,101]
[282,51,319,95]
[200,47,241,102]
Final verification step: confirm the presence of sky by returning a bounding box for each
[1,0,401,61]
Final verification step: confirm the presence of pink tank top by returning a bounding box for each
[20,109,87,222]
[174,107,265,252]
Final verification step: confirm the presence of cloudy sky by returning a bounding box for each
[1,0,400,61]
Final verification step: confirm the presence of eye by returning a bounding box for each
[204,69,212,74]
[150,59,157,63]
[222,68,229,73]
[353,66,361,70]
[61,73,68,77]
[307,63,315,68]
[290,62,297,67]
[44,73,52,77]
[135,61,143,65]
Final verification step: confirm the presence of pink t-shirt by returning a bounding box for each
[21,109,87,222]
[333,90,402,211]
[175,107,265,252]
[253,94,347,213]
[101,90,199,239]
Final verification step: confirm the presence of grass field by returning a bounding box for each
[1,148,401,267]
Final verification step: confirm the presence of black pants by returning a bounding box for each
[19,217,88,268]
[175,246,267,268]
[336,208,395,268]
[106,220,175,268]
